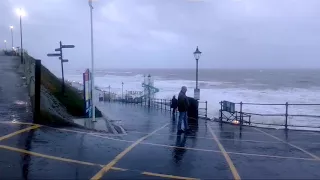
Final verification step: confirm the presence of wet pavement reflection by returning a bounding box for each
[173,133,187,164]
[0,102,319,179]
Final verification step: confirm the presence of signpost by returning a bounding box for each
[47,41,75,94]
[83,69,92,118]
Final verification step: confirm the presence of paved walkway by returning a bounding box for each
[1,55,320,179]
[0,102,319,179]
[0,55,32,123]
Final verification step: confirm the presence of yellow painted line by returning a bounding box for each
[90,123,169,180]
[0,144,200,179]
[0,145,103,167]
[142,172,200,180]
[2,121,318,163]
[0,125,41,141]
[208,126,241,180]
[1,143,316,180]
[253,128,320,160]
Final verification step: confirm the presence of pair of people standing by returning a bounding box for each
[171,86,189,133]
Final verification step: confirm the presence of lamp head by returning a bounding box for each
[193,46,202,60]
[16,8,26,17]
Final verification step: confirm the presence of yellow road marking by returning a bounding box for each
[0,145,102,166]
[90,123,169,180]
[208,126,241,180]
[1,121,318,162]
[0,144,198,179]
[142,172,199,180]
[0,125,41,141]
[253,128,320,160]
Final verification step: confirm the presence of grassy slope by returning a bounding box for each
[33,56,102,118]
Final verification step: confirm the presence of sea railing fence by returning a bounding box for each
[219,101,320,130]
[108,95,208,118]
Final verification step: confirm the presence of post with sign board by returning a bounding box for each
[83,69,92,118]
[47,41,75,94]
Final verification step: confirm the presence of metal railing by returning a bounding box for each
[107,96,208,118]
[219,101,320,130]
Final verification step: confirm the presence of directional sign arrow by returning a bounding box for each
[47,53,60,57]
[62,59,69,62]
[61,45,75,48]
[55,48,61,51]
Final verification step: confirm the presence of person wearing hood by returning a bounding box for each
[177,86,189,133]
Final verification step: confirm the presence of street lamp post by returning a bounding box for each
[16,8,25,64]
[193,46,202,100]
[10,26,14,50]
[4,40,7,51]
[88,0,96,122]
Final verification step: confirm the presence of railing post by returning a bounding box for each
[285,102,288,130]
[219,101,223,124]
[240,102,243,130]
[205,101,208,118]
[161,99,163,110]
[34,60,41,123]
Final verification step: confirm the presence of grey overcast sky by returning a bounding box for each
[1,0,320,69]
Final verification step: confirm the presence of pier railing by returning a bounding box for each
[219,101,320,130]
[107,97,208,118]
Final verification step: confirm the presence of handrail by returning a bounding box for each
[219,100,320,130]
[240,102,285,106]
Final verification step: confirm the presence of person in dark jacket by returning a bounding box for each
[177,86,189,133]
[171,95,178,116]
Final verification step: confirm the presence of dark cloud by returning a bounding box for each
[1,0,320,70]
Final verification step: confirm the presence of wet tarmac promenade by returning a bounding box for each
[0,102,320,179]
[1,55,320,179]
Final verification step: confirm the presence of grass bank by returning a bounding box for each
[30,54,102,118]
